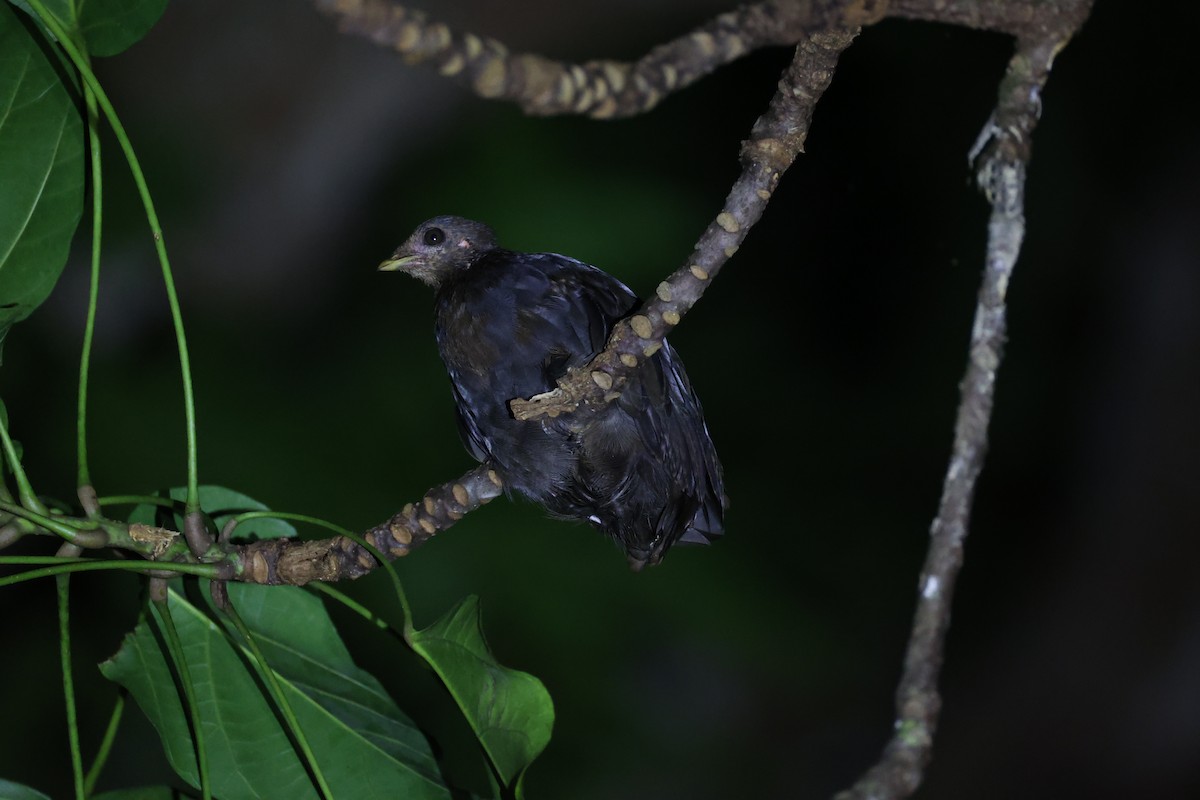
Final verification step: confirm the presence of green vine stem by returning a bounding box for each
[96,494,178,509]
[56,562,85,800]
[76,77,103,495]
[0,558,222,588]
[83,692,126,796]
[0,500,104,545]
[26,0,202,519]
[152,595,213,800]
[0,412,46,515]
[222,602,333,799]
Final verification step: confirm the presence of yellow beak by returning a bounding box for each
[378,254,419,272]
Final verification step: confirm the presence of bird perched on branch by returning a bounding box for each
[380,215,724,569]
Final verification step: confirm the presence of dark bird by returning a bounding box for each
[380,215,724,569]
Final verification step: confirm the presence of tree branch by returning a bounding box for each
[511,30,856,421]
[833,10,1094,799]
[314,0,886,118]
[889,0,1095,39]
[232,464,503,584]
[2,466,504,584]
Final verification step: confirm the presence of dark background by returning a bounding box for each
[2,0,1198,798]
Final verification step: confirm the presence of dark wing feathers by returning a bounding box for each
[434,247,724,564]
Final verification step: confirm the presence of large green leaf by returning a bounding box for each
[12,0,167,56]
[77,0,167,57]
[128,484,299,542]
[92,788,178,800]
[410,595,554,791]
[100,582,451,799]
[0,780,51,800]
[0,4,84,351]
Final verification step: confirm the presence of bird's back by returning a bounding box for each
[434,248,724,567]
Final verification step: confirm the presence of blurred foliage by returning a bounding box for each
[0,3,83,354]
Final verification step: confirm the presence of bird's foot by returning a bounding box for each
[528,388,564,404]
[511,387,575,420]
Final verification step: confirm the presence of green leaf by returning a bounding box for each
[0,4,84,351]
[92,788,178,800]
[100,583,451,799]
[129,485,298,542]
[13,0,166,56]
[0,780,51,800]
[76,0,167,57]
[410,595,554,791]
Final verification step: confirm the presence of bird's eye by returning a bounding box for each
[423,227,446,246]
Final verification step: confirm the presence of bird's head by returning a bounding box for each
[379,216,498,288]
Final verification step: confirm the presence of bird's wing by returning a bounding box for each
[517,253,640,375]
[529,254,726,546]
[449,376,491,463]
[621,341,725,542]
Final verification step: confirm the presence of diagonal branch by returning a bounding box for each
[511,30,856,421]
[3,466,505,585]
[230,464,504,584]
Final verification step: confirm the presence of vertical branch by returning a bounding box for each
[834,31,1079,800]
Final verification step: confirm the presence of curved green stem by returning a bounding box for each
[0,558,222,588]
[0,414,46,515]
[27,0,200,515]
[226,511,355,538]
[222,602,332,799]
[76,78,103,492]
[337,526,414,635]
[96,494,181,511]
[0,500,102,544]
[57,571,85,800]
[83,692,125,796]
[308,582,398,637]
[153,596,212,800]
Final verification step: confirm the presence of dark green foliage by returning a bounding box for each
[101,582,452,799]
[0,3,84,356]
